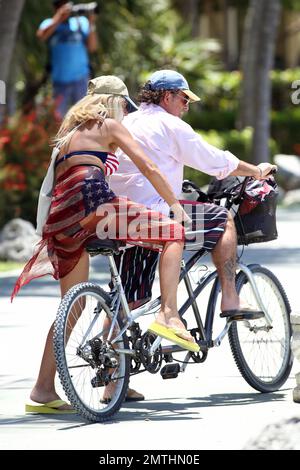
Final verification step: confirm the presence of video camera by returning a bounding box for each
[67,2,99,16]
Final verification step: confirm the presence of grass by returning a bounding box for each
[0,261,23,272]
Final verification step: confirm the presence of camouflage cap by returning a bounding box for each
[87,75,138,112]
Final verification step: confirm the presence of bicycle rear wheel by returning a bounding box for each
[228,265,293,392]
[54,282,130,422]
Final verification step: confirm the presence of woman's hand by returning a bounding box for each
[170,202,192,229]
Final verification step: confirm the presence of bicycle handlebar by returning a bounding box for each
[182,168,277,206]
[233,168,277,204]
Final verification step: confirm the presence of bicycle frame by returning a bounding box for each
[103,175,277,368]
[106,245,272,367]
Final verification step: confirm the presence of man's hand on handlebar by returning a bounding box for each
[256,163,277,180]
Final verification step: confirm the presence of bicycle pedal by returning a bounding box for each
[160,363,180,380]
[91,374,107,388]
[226,311,265,322]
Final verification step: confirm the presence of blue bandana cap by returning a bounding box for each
[147,70,200,102]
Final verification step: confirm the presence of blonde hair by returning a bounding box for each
[53,93,125,148]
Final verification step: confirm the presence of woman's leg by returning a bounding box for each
[155,241,193,340]
[30,251,89,406]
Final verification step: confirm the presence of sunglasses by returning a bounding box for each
[171,91,190,105]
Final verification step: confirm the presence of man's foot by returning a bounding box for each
[220,294,265,321]
[100,387,145,404]
[220,308,264,320]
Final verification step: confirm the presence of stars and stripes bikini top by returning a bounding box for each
[55,150,119,176]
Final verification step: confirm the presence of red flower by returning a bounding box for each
[0,99,61,227]
[0,129,11,138]
[26,111,37,122]
[21,134,30,144]
[3,181,27,191]
[0,136,11,150]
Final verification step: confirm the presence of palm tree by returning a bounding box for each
[238,0,265,129]
[0,0,25,83]
[252,0,282,163]
[173,0,199,37]
[238,0,282,163]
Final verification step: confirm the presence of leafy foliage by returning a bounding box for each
[0,103,59,227]
[17,0,221,102]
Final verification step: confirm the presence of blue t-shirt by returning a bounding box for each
[40,16,90,84]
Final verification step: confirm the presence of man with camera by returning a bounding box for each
[37,0,98,119]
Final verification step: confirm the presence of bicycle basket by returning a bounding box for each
[207,176,279,245]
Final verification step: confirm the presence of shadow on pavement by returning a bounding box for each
[0,391,287,428]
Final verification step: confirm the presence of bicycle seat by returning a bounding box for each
[85,239,122,256]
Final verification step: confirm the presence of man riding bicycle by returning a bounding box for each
[111,69,276,317]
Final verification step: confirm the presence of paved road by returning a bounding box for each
[0,207,299,450]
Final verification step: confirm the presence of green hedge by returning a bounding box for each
[184,68,300,155]
[195,68,300,113]
[271,108,300,154]
[187,109,298,155]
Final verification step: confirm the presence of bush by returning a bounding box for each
[197,70,241,111]
[185,68,300,133]
[185,70,240,130]
[0,103,59,229]
[271,68,300,111]
[271,108,300,155]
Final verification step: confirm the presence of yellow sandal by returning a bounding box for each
[147,322,200,353]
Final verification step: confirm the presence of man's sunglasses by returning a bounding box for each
[171,91,190,105]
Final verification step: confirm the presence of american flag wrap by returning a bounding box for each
[11,165,184,300]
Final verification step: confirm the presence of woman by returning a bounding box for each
[13,76,198,412]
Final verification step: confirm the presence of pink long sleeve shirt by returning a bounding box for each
[110,103,239,215]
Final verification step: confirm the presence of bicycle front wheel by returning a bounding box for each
[228,265,293,392]
[54,282,130,422]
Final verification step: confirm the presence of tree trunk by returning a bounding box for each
[173,0,199,37]
[0,0,25,83]
[251,0,281,164]
[237,0,265,129]
[220,0,229,69]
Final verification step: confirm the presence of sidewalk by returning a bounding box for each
[0,207,299,450]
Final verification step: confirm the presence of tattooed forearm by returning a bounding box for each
[224,257,236,282]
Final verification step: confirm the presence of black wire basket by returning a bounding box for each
[207,176,279,246]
